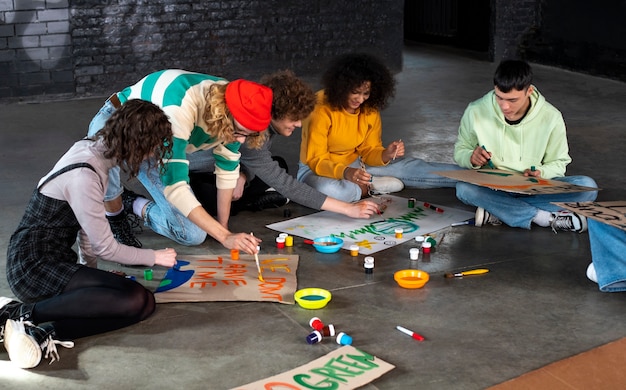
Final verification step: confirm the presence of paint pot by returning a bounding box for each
[143,269,153,281]
[395,228,403,239]
[125,275,136,281]
[321,324,336,337]
[364,256,374,274]
[336,332,353,346]
[309,317,324,331]
[425,236,437,247]
[408,198,415,208]
[278,233,288,239]
[306,330,323,345]
[276,236,285,249]
[415,235,425,246]
[409,247,420,260]
[230,249,240,260]
[349,244,359,257]
[285,235,293,247]
[422,241,432,254]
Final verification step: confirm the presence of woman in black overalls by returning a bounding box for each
[1,100,177,369]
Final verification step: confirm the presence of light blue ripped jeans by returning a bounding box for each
[137,159,207,246]
[89,99,206,246]
[297,157,462,202]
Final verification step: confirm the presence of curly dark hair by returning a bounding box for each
[260,70,316,121]
[96,99,173,179]
[322,52,396,112]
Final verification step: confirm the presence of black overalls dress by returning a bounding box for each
[6,163,96,303]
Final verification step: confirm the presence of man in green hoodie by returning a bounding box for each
[453,60,597,232]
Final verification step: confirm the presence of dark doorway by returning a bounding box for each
[404,0,490,52]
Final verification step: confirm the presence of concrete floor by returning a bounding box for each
[1,43,625,389]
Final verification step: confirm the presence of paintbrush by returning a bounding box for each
[251,233,264,281]
[444,268,489,278]
[303,239,337,246]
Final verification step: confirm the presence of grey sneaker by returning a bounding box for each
[369,176,404,195]
[474,207,502,227]
[107,212,142,248]
[4,320,74,369]
[550,211,587,233]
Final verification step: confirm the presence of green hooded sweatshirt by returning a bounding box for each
[453,86,571,179]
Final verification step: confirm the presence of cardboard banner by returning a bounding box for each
[435,169,599,195]
[267,195,474,255]
[233,346,395,389]
[154,254,299,304]
[554,201,626,231]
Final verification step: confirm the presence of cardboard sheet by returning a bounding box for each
[233,346,395,389]
[154,254,299,304]
[488,337,626,389]
[555,201,626,231]
[435,169,599,195]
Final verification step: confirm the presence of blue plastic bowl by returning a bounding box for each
[312,236,344,253]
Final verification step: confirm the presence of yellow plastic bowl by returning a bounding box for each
[294,288,332,309]
[394,269,430,289]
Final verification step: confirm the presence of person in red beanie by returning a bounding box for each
[86,70,272,255]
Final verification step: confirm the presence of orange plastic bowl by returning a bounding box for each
[394,269,430,289]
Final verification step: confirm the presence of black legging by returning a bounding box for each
[31,266,155,340]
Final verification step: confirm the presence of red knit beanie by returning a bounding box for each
[225,79,273,132]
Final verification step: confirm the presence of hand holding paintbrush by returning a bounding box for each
[251,233,264,281]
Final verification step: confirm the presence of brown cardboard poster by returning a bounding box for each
[554,201,626,231]
[233,346,395,389]
[435,169,599,195]
[154,254,299,304]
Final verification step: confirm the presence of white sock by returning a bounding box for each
[133,197,150,218]
[532,210,552,227]
[105,208,123,217]
[586,263,598,283]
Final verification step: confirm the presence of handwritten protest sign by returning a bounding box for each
[233,346,395,389]
[154,254,299,304]
[267,195,473,255]
[435,169,599,195]
[554,201,626,231]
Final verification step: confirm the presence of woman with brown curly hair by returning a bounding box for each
[2,100,178,369]
[298,53,460,202]
[87,70,272,253]
[188,70,380,221]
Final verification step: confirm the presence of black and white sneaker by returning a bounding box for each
[474,207,502,227]
[550,211,587,233]
[4,320,74,368]
[107,212,142,248]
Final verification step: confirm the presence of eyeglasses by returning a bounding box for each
[233,130,260,138]
[232,118,261,138]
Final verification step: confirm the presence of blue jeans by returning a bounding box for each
[456,175,599,229]
[137,159,207,246]
[296,158,461,202]
[88,100,121,201]
[89,100,206,246]
[588,219,626,292]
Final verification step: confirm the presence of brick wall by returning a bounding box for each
[0,0,404,102]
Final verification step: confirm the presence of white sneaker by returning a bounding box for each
[4,320,74,368]
[474,207,502,227]
[586,263,598,283]
[369,176,404,195]
[550,211,587,233]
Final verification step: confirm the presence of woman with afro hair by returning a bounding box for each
[298,52,460,202]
